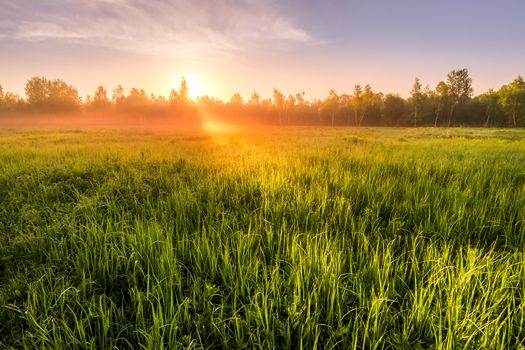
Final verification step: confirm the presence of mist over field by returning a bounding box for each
[1,71,525,129]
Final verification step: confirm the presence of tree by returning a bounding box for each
[273,89,285,124]
[338,94,353,126]
[286,94,296,110]
[382,94,407,126]
[446,68,473,126]
[25,77,80,111]
[361,84,382,125]
[178,77,189,103]
[169,78,190,106]
[112,85,125,105]
[433,81,449,127]
[152,94,166,104]
[248,91,260,106]
[169,89,179,105]
[411,77,423,127]
[498,76,525,127]
[169,77,197,120]
[477,90,500,127]
[2,92,22,111]
[25,77,49,106]
[49,79,81,109]
[92,85,110,109]
[0,85,21,111]
[125,88,149,109]
[296,92,306,106]
[322,89,339,126]
[229,93,244,106]
[352,85,363,126]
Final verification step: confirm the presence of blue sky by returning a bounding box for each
[1,0,524,100]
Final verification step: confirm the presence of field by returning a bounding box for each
[1,126,525,349]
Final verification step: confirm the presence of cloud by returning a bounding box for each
[1,0,312,59]
[14,21,89,40]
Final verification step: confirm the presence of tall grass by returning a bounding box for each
[1,127,525,349]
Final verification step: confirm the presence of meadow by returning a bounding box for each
[0,126,525,349]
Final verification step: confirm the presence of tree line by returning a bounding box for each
[1,69,524,127]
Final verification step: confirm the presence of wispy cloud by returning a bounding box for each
[1,0,312,59]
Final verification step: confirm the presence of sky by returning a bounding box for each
[1,0,525,101]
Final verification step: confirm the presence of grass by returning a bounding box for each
[0,126,525,349]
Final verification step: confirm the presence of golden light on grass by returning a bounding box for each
[199,111,235,135]
[202,119,233,134]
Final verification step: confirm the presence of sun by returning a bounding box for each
[186,78,206,100]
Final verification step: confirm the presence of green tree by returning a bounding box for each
[338,94,353,126]
[361,84,382,125]
[3,92,22,110]
[25,77,50,106]
[49,80,81,109]
[433,81,449,127]
[498,76,525,127]
[321,89,339,126]
[25,77,80,111]
[411,77,423,127]
[477,90,500,127]
[446,68,473,126]
[382,93,408,126]
[352,84,363,126]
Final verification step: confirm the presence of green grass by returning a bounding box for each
[1,126,525,349]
